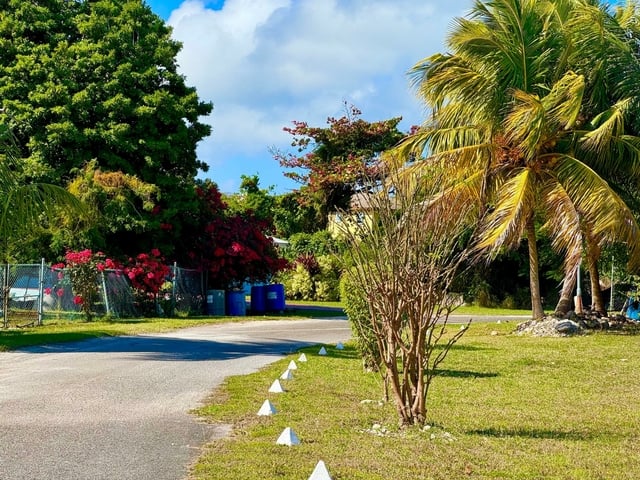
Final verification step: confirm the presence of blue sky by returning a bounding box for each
[143,0,623,194]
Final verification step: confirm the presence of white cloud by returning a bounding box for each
[168,0,473,192]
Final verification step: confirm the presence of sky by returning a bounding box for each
[138,0,472,194]
[143,0,620,194]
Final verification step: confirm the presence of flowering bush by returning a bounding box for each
[123,249,172,316]
[55,249,119,321]
[124,249,171,294]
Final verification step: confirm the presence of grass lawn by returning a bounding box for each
[190,321,640,480]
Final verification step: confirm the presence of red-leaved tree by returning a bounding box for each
[188,181,289,290]
[274,103,405,227]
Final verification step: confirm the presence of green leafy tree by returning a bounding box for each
[50,160,160,257]
[401,0,640,319]
[224,175,275,227]
[272,191,320,237]
[0,0,212,256]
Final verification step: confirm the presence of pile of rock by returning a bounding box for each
[515,311,639,337]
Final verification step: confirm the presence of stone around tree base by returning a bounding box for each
[516,314,640,337]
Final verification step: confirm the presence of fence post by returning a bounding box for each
[37,258,45,326]
[101,271,110,316]
[171,262,177,317]
[2,264,7,328]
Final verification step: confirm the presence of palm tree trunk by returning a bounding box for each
[526,218,545,320]
[554,266,577,317]
[584,234,605,314]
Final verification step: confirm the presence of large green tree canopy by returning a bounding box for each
[0,0,212,258]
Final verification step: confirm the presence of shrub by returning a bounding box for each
[123,249,172,316]
[339,271,380,371]
[56,249,119,321]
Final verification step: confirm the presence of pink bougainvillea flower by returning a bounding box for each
[56,288,64,297]
[73,295,83,305]
[44,287,52,295]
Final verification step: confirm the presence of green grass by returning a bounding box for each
[190,322,640,480]
[285,300,344,309]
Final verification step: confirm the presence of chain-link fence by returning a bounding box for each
[0,261,204,327]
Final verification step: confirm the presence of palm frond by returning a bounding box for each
[553,154,640,267]
[0,130,87,261]
[581,98,631,156]
[538,173,583,272]
[542,71,585,129]
[475,167,537,256]
[504,89,547,162]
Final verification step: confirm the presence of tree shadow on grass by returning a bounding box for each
[468,427,594,441]
[434,368,498,378]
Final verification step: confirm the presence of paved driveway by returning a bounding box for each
[0,318,351,480]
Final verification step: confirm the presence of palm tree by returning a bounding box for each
[398,0,640,319]
[0,123,85,263]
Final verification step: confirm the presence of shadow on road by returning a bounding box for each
[20,335,316,362]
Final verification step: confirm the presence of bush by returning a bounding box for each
[278,254,341,302]
[289,264,315,300]
[339,271,380,371]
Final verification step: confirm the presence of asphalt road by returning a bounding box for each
[0,318,351,480]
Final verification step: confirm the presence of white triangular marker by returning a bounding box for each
[276,427,300,446]
[257,399,277,416]
[308,460,332,480]
[280,369,294,380]
[298,353,308,362]
[268,379,285,393]
[287,360,298,370]
[336,342,344,350]
[318,346,327,355]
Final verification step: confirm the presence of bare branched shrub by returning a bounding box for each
[339,169,476,426]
